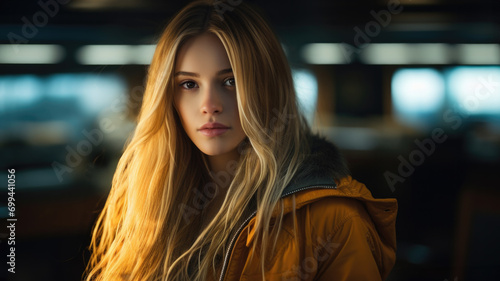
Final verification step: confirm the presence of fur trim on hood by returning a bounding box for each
[283,133,350,195]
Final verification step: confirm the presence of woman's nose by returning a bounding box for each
[200,85,223,114]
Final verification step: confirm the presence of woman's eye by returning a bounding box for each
[180,81,198,89]
[224,78,235,87]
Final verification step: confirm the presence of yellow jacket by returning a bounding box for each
[216,136,397,281]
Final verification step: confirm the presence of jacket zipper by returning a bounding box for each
[217,184,337,281]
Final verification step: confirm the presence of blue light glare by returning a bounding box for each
[0,74,126,117]
[0,73,127,139]
[0,75,42,112]
[45,74,127,115]
[447,67,500,116]
[391,68,445,127]
[293,69,318,126]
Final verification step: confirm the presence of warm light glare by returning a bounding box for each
[303,43,500,65]
[363,44,410,65]
[301,43,349,64]
[0,44,65,64]
[134,45,157,64]
[456,44,500,65]
[76,44,156,65]
[361,43,451,65]
[413,43,451,64]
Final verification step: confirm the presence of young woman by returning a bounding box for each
[86,1,397,280]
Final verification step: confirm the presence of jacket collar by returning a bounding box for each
[281,134,350,197]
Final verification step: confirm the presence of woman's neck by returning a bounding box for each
[206,148,240,189]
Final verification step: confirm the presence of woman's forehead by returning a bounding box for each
[175,33,231,74]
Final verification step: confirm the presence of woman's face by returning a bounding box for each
[173,33,247,157]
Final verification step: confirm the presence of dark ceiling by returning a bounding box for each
[1,0,499,46]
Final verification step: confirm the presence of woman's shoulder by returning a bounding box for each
[309,196,368,217]
[303,196,375,236]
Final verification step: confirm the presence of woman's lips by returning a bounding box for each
[199,128,229,137]
[198,122,230,137]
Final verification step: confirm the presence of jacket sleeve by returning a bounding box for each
[310,198,389,281]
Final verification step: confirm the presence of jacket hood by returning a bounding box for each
[245,133,397,276]
[282,134,350,195]
[280,133,397,244]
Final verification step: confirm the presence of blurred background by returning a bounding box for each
[0,0,499,280]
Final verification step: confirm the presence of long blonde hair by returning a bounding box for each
[86,0,310,280]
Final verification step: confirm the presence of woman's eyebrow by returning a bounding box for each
[217,68,233,75]
[174,71,199,77]
[174,68,233,77]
